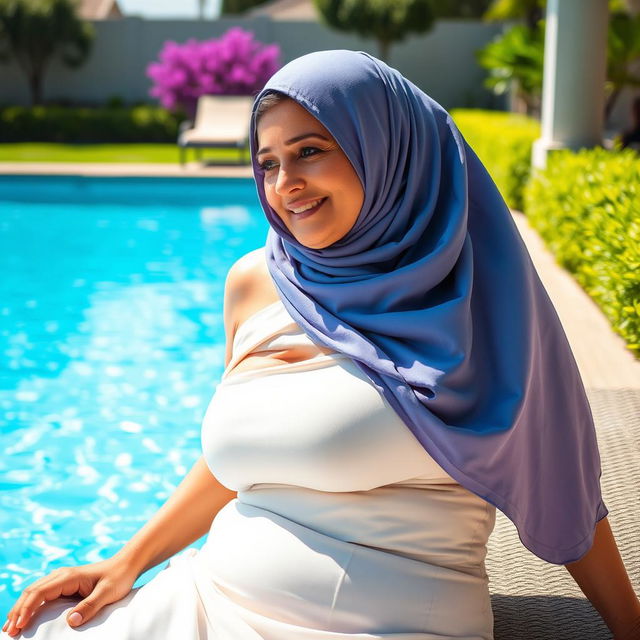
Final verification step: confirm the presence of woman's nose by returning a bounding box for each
[275,163,304,195]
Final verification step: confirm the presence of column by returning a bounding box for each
[531,0,609,169]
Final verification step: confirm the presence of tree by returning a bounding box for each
[427,0,492,19]
[313,0,435,62]
[482,0,545,30]
[0,0,94,106]
[482,0,630,26]
[606,11,640,119]
[220,0,270,14]
[476,20,544,116]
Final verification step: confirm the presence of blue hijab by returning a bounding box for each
[249,50,607,564]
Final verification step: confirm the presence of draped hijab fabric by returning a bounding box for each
[249,50,607,565]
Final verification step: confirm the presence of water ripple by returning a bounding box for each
[0,179,267,616]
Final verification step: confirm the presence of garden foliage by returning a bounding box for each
[0,105,181,142]
[450,108,540,210]
[146,27,280,119]
[475,22,544,115]
[524,148,640,356]
[452,109,638,357]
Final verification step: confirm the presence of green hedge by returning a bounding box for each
[0,105,184,143]
[451,109,638,357]
[524,147,640,356]
[450,109,540,211]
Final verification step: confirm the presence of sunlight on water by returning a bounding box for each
[0,176,268,617]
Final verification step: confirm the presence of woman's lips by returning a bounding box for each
[290,197,327,220]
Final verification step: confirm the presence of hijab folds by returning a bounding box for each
[248,50,607,565]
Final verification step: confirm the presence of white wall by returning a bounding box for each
[0,17,506,113]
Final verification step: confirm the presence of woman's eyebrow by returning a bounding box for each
[257,132,331,156]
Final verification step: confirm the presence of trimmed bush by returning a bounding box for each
[524,147,640,356]
[450,108,540,211]
[0,105,184,143]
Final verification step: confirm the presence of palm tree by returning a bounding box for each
[482,0,545,30]
[0,0,94,105]
[606,10,640,118]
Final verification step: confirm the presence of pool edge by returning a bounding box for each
[0,162,254,179]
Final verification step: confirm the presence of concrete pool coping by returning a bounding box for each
[0,162,254,178]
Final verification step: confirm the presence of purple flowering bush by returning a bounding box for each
[146,27,281,118]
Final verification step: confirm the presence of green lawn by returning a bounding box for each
[0,143,247,164]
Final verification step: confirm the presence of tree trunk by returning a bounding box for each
[526,6,544,30]
[605,86,622,122]
[525,92,541,119]
[509,78,529,114]
[28,69,43,106]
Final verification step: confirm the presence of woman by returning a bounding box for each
[3,50,640,640]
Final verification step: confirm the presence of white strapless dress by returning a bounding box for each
[5,299,496,639]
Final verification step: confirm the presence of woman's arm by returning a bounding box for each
[564,516,640,639]
[113,455,236,577]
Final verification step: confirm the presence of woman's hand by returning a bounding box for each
[564,517,640,638]
[2,555,139,637]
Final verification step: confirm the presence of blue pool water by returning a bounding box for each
[0,175,269,618]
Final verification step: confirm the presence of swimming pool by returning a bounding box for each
[0,175,269,617]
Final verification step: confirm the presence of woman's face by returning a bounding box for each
[256,97,364,250]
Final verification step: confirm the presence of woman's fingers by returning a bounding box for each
[3,569,85,636]
[3,573,56,635]
[63,582,114,629]
[2,559,135,637]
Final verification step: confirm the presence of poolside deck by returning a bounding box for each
[4,162,639,637]
[491,211,639,639]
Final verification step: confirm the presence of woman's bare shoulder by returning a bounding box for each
[225,247,276,303]
[226,246,267,280]
[223,247,280,341]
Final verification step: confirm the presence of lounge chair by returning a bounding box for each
[178,95,254,166]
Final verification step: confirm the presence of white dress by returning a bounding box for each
[4,299,497,639]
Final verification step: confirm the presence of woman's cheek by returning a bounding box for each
[263,181,279,212]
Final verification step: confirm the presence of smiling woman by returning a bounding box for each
[255,96,365,250]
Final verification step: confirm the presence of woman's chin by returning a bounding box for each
[284,218,334,249]
[291,230,335,250]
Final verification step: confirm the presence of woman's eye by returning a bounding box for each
[259,159,278,171]
[300,146,321,158]
[259,147,322,171]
